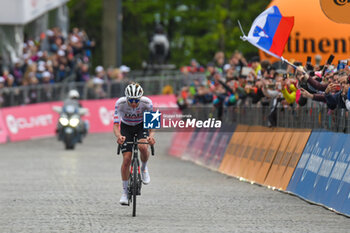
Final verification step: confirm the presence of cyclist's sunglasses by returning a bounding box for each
[128,98,140,103]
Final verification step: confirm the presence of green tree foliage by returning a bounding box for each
[68,0,269,69]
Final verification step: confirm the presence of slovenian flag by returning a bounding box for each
[241,6,294,58]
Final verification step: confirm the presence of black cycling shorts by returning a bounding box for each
[120,122,149,153]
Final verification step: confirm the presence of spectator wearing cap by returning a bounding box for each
[42,71,53,84]
[36,62,46,80]
[95,65,104,75]
[118,65,130,79]
[90,66,107,99]
[120,65,130,76]
[94,65,107,82]
[41,71,54,102]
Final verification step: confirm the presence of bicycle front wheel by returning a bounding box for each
[132,160,138,217]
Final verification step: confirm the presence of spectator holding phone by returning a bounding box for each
[324,72,348,110]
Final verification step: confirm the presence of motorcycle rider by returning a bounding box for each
[56,89,88,140]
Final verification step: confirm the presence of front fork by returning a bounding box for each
[128,158,142,200]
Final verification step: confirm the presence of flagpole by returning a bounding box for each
[281,57,307,74]
[237,20,246,39]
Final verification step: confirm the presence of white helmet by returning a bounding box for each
[125,83,143,99]
[68,89,80,99]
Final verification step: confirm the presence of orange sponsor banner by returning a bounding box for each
[320,0,350,24]
[272,130,301,190]
[254,128,286,184]
[219,125,250,176]
[245,127,275,181]
[240,128,264,179]
[279,130,311,190]
[261,0,350,65]
[237,126,263,178]
[264,129,294,187]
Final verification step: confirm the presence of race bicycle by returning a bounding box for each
[117,133,155,217]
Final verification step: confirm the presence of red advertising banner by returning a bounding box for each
[0,110,9,143]
[0,95,177,143]
[1,103,60,142]
[79,99,115,133]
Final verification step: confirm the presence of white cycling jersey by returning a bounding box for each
[114,96,153,126]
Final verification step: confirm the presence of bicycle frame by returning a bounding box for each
[117,133,155,217]
[129,135,142,198]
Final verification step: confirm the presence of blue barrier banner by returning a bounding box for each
[332,135,350,215]
[288,130,350,216]
[339,167,350,215]
[311,133,347,203]
[294,131,333,199]
[287,130,321,193]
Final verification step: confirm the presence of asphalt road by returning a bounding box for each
[0,132,349,233]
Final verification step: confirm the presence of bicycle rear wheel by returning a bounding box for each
[132,160,138,217]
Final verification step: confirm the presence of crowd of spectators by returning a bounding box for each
[0,27,130,107]
[3,25,350,130]
[178,51,350,127]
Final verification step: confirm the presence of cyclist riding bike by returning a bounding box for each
[113,83,156,205]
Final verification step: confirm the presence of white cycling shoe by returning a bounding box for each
[141,167,150,185]
[119,193,128,205]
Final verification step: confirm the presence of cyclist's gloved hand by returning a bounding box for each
[147,136,155,145]
[117,135,126,144]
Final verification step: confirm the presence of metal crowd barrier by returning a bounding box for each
[2,72,348,133]
[184,104,350,134]
[0,73,204,107]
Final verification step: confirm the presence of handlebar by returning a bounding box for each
[117,142,155,156]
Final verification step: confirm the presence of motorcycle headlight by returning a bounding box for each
[69,117,80,127]
[59,117,69,126]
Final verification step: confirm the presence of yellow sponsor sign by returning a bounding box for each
[320,0,350,24]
